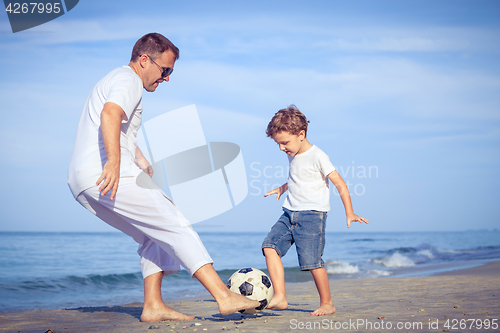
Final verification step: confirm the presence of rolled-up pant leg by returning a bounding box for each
[76,176,213,279]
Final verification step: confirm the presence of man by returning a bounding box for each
[68,33,258,321]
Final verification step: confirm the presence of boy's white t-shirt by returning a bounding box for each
[68,66,144,199]
[283,145,336,212]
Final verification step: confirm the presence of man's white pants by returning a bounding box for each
[76,176,213,279]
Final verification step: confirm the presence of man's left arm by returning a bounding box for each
[135,147,153,177]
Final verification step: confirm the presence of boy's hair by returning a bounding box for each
[131,33,180,62]
[266,105,310,138]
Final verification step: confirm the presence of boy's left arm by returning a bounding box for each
[327,170,369,228]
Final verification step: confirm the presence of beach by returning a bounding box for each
[1,261,498,333]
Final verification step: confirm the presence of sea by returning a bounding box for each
[1,230,499,313]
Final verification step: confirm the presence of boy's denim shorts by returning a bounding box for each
[262,208,327,271]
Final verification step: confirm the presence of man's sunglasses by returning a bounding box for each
[147,55,174,78]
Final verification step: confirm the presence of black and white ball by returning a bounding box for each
[226,268,274,314]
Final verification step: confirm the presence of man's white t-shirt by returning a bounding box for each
[68,66,144,199]
[283,145,336,212]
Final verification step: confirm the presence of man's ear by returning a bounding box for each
[138,54,149,69]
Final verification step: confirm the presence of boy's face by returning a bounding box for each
[272,130,306,157]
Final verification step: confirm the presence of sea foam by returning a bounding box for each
[372,252,415,268]
[325,261,360,275]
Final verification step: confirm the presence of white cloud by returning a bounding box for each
[171,57,500,122]
[0,127,72,166]
[196,104,269,139]
[1,1,499,233]
[313,27,500,53]
[385,128,500,148]
[3,12,499,57]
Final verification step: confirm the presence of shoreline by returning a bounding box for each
[1,261,499,332]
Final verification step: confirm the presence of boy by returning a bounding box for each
[262,105,368,316]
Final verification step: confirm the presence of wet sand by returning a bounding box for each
[1,261,499,332]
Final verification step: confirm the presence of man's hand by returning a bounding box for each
[96,160,120,200]
[143,165,153,177]
[135,147,154,178]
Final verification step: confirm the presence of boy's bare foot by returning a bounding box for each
[218,291,261,316]
[141,302,194,322]
[266,295,288,310]
[310,303,336,316]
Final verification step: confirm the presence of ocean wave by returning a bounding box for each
[417,249,434,259]
[0,272,144,294]
[368,243,500,272]
[325,261,360,275]
[437,249,465,254]
[435,245,500,260]
[1,231,499,314]
[374,245,444,265]
[372,252,415,268]
[387,246,419,254]
[369,270,391,276]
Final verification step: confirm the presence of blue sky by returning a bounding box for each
[0,0,499,233]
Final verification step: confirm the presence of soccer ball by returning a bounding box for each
[226,268,274,314]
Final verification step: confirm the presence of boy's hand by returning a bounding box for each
[347,214,369,228]
[264,184,288,200]
[264,188,282,200]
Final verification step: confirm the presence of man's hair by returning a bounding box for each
[130,33,179,62]
[266,104,310,138]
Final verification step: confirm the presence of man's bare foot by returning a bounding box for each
[266,295,288,310]
[141,302,194,322]
[310,303,336,316]
[218,291,261,316]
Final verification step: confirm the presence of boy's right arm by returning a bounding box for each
[264,183,288,200]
